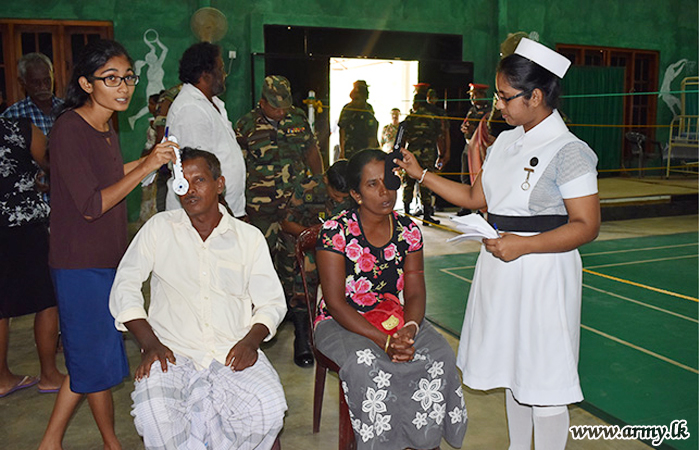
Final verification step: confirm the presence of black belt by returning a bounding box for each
[487,213,568,233]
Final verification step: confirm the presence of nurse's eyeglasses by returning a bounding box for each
[90,74,140,87]
[494,90,530,104]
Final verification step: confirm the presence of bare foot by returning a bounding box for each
[103,441,122,450]
[37,438,64,450]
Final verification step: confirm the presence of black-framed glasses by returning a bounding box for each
[90,74,139,87]
[494,90,529,104]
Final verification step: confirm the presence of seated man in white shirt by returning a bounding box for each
[110,148,287,450]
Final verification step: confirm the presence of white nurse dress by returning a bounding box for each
[456,110,598,406]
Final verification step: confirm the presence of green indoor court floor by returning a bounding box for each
[424,232,699,450]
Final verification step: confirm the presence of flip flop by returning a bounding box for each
[0,375,39,398]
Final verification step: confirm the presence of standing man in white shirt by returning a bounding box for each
[165,42,246,217]
[110,148,287,450]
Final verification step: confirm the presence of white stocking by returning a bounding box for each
[533,405,569,450]
[505,389,533,450]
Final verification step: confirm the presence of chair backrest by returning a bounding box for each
[295,224,323,329]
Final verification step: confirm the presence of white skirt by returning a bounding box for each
[456,246,584,405]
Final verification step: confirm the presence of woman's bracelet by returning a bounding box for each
[384,334,391,352]
[418,168,428,184]
[404,320,420,335]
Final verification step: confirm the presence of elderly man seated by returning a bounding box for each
[110,148,287,450]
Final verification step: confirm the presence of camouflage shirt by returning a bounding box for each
[235,105,317,219]
[404,104,441,151]
[380,122,399,150]
[154,84,182,128]
[338,102,379,158]
[285,174,353,227]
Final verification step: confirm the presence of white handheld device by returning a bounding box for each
[168,136,189,196]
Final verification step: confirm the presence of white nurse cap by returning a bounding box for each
[514,38,571,78]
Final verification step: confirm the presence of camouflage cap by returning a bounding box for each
[262,75,293,109]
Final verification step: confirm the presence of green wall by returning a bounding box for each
[496,0,699,141]
[3,0,697,219]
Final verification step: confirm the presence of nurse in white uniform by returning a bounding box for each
[395,38,601,450]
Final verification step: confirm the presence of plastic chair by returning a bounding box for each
[295,224,356,450]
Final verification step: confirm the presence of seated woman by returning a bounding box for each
[314,149,467,450]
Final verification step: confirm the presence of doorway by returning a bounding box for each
[329,57,418,164]
[261,24,470,166]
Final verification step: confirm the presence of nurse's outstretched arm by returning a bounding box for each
[483,194,600,262]
[395,148,486,210]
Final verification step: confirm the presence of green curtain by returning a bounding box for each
[561,66,625,171]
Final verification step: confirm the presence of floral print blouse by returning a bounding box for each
[0,118,49,227]
[315,208,423,324]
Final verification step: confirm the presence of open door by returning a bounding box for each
[260,25,470,200]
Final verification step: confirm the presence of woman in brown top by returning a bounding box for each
[39,40,176,450]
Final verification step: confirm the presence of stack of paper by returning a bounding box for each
[447,213,500,243]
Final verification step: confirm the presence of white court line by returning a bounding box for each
[439,265,476,271]
[581,242,697,257]
[583,283,698,323]
[440,262,698,305]
[436,266,699,373]
[442,270,699,322]
[581,324,699,374]
[439,267,474,283]
[585,254,698,270]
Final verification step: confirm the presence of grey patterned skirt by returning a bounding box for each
[315,319,468,450]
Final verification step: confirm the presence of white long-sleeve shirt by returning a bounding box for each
[109,205,287,370]
[165,83,247,216]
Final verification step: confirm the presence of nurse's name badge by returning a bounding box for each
[521,157,539,190]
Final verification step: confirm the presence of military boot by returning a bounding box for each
[290,307,314,368]
[422,205,441,226]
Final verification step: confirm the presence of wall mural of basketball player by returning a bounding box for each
[658,58,695,119]
[128,29,168,129]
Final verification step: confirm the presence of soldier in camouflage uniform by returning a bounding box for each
[427,88,451,170]
[338,80,379,160]
[403,92,443,225]
[379,108,401,152]
[278,160,352,314]
[235,75,323,367]
[457,83,491,216]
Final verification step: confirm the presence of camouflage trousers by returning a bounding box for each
[248,213,283,252]
[248,213,299,307]
[402,146,437,206]
[277,231,318,311]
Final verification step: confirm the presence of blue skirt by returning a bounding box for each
[51,268,129,394]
